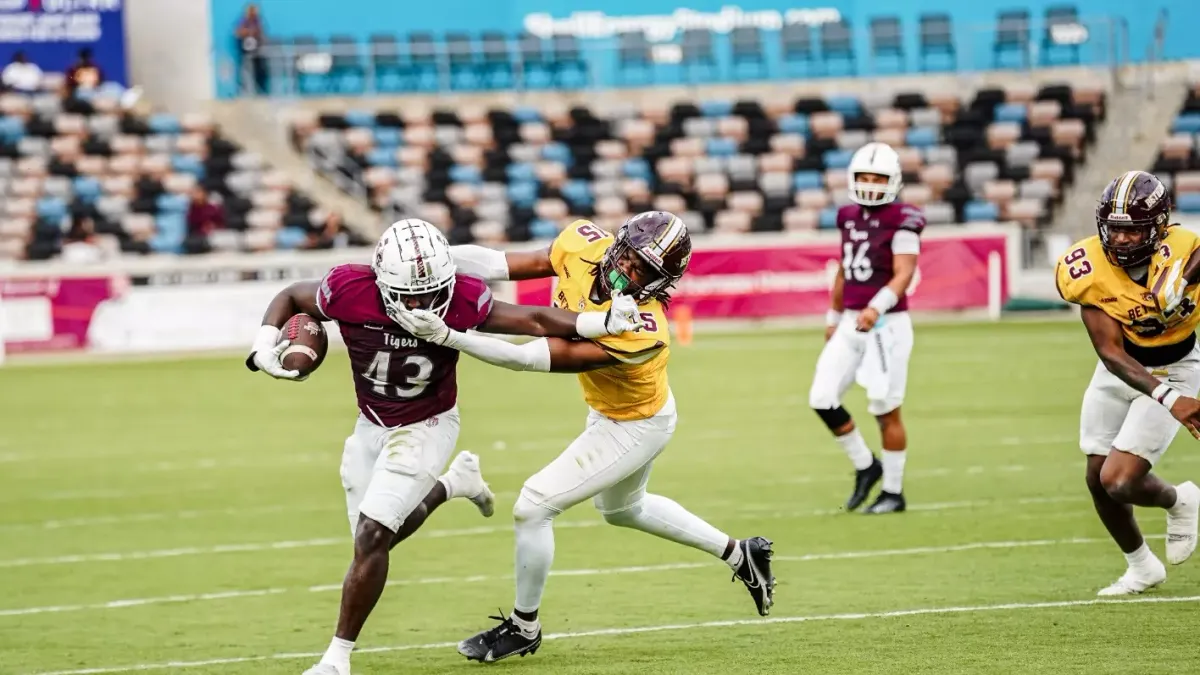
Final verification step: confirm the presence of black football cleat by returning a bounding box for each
[732,536,776,616]
[864,491,906,514]
[457,611,542,663]
[845,458,883,511]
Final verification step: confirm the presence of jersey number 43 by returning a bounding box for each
[362,351,433,399]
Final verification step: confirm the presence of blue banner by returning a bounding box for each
[0,0,127,86]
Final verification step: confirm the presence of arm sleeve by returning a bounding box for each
[443,332,552,372]
[892,230,921,255]
[450,245,510,281]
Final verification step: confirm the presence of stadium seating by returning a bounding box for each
[1152,73,1200,215]
[291,80,1104,245]
[0,74,341,261]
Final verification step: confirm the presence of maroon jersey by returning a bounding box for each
[316,264,493,427]
[837,201,925,312]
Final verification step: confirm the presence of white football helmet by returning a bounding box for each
[372,219,457,322]
[847,142,902,207]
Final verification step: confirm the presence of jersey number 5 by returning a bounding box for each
[1064,247,1093,279]
[576,223,608,243]
[362,352,433,399]
[842,242,873,282]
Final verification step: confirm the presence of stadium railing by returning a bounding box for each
[228,15,1128,99]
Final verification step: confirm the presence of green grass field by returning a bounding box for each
[4,319,1200,675]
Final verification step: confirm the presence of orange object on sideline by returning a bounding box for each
[674,305,693,346]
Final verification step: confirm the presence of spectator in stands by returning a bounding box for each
[304,211,366,250]
[235,3,268,95]
[185,186,226,255]
[61,216,110,264]
[2,51,41,93]
[65,48,104,96]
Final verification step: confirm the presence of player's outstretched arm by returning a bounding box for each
[443,334,619,374]
[393,306,622,373]
[1081,306,1200,438]
[476,298,642,339]
[246,281,327,379]
[450,244,556,281]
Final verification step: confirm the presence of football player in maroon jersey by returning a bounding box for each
[809,142,924,515]
[246,219,643,675]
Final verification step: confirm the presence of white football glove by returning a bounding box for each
[1159,259,1186,318]
[245,324,304,381]
[605,291,644,334]
[396,307,452,345]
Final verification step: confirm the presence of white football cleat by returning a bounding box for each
[302,663,346,675]
[1166,481,1200,565]
[442,451,494,518]
[1097,559,1167,596]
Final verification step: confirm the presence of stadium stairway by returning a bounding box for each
[209,98,381,237]
[1054,68,1190,247]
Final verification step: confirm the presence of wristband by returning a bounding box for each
[253,324,282,353]
[867,287,899,314]
[1153,383,1182,409]
[825,310,842,327]
[575,311,610,338]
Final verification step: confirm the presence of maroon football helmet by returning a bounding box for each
[1096,170,1171,268]
[598,211,692,304]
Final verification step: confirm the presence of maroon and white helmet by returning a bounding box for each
[372,219,457,321]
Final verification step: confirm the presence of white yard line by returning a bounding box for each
[1,534,1162,618]
[2,455,1094,529]
[25,593,1200,675]
[0,494,1075,569]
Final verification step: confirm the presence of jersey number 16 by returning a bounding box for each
[843,242,873,282]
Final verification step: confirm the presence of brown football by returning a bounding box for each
[280,313,328,377]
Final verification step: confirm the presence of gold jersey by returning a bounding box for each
[1055,226,1200,355]
[549,221,670,421]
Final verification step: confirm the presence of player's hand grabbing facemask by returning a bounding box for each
[604,292,644,335]
[396,307,451,345]
[1158,259,1186,318]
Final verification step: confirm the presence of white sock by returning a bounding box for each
[1124,542,1156,571]
[881,449,906,494]
[319,637,354,673]
[513,499,557,614]
[836,429,875,471]
[509,611,540,636]
[602,494,731,559]
[723,539,744,570]
[437,475,458,500]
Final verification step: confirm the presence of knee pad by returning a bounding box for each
[513,489,559,525]
[813,405,852,432]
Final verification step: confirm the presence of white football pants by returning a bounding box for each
[809,311,914,416]
[339,408,460,535]
[1079,343,1200,466]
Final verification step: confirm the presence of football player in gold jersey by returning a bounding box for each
[398,212,775,662]
[1056,170,1200,595]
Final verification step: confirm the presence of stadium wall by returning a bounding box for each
[208,0,1194,97]
[0,225,1020,358]
[125,0,215,109]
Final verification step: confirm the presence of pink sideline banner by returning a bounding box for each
[1,277,118,353]
[516,234,1010,319]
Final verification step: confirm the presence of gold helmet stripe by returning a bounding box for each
[1112,170,1140,215]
